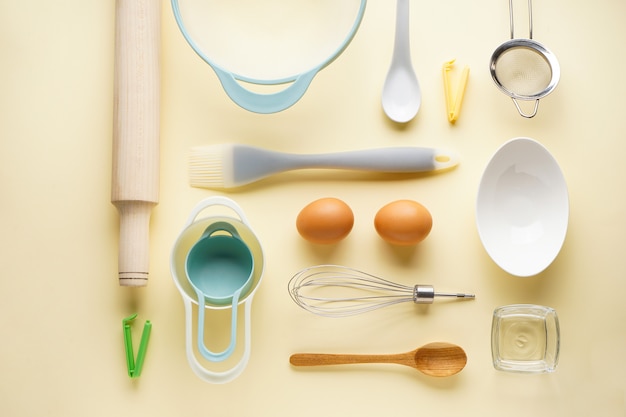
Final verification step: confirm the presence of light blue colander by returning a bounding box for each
[171,0,367,113]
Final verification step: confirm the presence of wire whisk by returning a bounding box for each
[288,265,475,318]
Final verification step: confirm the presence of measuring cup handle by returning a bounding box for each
[200,221,241,240]
[194,288,241,362]
[213,67,318,114]
[183,295,253,384]
[184,196,250,229]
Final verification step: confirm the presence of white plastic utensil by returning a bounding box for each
[476,138,568,277]
[189,144,459,189]
[382,0,421,123]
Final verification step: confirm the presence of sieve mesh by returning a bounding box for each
[494,46,553,97]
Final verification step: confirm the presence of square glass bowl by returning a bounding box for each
[491,304,560,373]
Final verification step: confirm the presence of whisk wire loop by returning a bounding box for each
[288,265,474,318]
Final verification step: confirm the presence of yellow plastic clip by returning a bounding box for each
[443,59,469,124]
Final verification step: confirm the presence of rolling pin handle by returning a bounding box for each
[116,201,156,287]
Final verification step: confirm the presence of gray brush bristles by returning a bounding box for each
[189,145,231,189]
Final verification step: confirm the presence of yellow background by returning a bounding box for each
[1,0,625,415]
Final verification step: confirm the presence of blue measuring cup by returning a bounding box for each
[185,221,254,362]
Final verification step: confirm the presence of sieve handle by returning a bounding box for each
[512,98,540,118]
[509,0,533,39]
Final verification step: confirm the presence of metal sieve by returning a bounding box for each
[489,0,560,118]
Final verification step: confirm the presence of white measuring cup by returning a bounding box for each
[171,196,265,383]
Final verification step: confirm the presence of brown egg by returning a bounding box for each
[374,200,432,246]
[296,198,354,244]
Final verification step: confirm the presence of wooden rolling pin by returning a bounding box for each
[112,0,160,287]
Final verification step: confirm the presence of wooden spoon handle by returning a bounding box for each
[290,353,409,367]
[112,0,161,287]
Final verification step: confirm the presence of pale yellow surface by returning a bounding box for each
[1,0,625,416]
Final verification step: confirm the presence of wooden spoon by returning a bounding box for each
[289,342,466,377]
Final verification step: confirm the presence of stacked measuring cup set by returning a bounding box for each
[112,0,567,384]
[170,197,265,383]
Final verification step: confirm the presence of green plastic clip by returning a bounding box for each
[123,314,152,378]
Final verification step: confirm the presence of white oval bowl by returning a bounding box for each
[476,137,569,277]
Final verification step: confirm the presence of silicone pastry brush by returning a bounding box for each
[189,144,459,189]
[111,0,161,287]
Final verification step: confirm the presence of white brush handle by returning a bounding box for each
[273,147,456,171]
[112,0,160,287]
[190,145,459,188]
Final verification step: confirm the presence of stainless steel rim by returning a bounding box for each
[489,38,561,100]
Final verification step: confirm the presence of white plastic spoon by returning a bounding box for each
[382,0,421,123]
